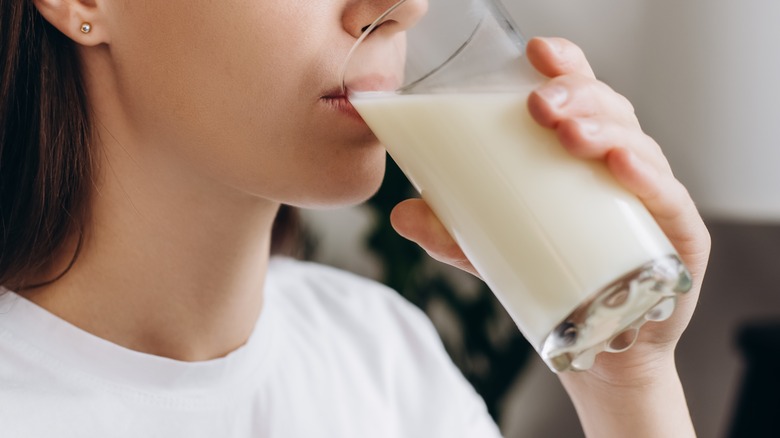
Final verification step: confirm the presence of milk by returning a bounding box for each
[351,91,678,351]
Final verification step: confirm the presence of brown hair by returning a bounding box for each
[1,0,92,288]
[0,1,298,289]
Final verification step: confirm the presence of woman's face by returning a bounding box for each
[96,0,413,208]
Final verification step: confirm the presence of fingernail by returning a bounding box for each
[542,37,562,54]
[576,119,600,136]
[536,85,568,108]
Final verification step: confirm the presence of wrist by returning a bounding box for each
[558,353,696,438]
[563,346,677,390]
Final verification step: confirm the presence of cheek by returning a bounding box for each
[105,2,386,206]
[110,0,347,150]
[110,6,296,142]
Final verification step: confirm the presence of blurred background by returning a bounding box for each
[299,1,780,436]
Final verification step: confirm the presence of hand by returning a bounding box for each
[390,37,711,385]
[391,36,709,436]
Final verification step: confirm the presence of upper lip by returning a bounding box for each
[321,87,347,99]
[322,75,401,99]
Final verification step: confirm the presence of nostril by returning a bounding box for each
[347,0,423,39]
[360,22,386,35]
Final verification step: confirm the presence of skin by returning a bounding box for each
[28,0,411,359]
[28,0,709,436]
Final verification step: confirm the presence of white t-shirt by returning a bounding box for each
[0,257,502,437]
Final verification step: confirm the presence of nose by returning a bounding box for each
[342,0,428,39]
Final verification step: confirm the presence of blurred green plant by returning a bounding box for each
[365,156,533,422]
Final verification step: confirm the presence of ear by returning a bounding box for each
[32,0,108,46]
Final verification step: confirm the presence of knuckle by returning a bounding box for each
[617,93,636,114]
[654,178,689,215]
[556,121,585,151]
[561,118,613,158]
[564,75,600,98]
[562,40,587,63]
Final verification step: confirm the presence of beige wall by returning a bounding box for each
[506,0,780,221]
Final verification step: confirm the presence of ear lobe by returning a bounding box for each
[32,0,108,46]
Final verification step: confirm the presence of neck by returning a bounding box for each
[23,124,281,362]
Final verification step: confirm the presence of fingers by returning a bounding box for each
[389,37,710,289]
[526,38,672,204]
[527,72,666,174]
[390,199,480,277]
[606,148,711,273]
[528,74,639,129]
[572,124,709,270]
[526,37,596,79]
[527,37,712,275]
[556,117,671,172]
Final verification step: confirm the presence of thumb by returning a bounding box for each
[390,199,479,277]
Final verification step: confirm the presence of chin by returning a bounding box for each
[293,162,387,209]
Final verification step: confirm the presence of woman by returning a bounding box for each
[0,0,710,436]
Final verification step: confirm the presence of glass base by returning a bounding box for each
[540,255,692,373]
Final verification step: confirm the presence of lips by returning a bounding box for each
[320,89,363,120]
[320,75,400,121]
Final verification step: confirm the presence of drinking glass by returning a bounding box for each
[341,0,692,372]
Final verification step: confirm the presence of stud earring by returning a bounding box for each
[80,22,92,34]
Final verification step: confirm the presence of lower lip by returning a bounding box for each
[321,96,364,121]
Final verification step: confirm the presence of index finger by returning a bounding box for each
[526,37,596,79]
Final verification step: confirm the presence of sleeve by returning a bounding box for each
[382,292,504,438]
